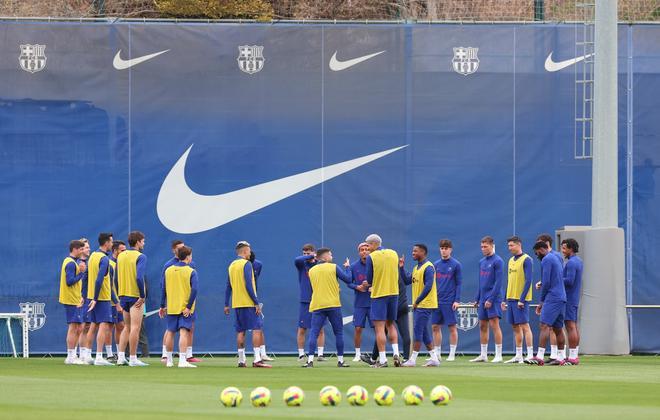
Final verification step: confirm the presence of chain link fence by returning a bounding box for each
[0,0,658,22]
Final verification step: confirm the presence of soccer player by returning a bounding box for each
[301,248,354,368]
[59,240,87,365]
[250,250,273,362]
[159,246,198,368]
[77,238,91,362]
[560,238,583,365]
[502,236,534,363]
[364,233,401,368]
[470,236,504,363]
[400,244,440,367]
[527,241,567,365]
[85,233,118,366]
[534,233,565,361]
[350,242,371,362]
[294,244,325,360]
[224,241,270,368]
[106,240,126,360]
[116,231,148,367]
[432,239,462,362]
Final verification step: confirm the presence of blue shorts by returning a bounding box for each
[298,302,312,329]
[506,300,530,325]
[477,301,502,321]
[119,296,139,312]
[81,299,92,323]
[167,314,194,332]
[308,308,344,356]
[565,304,579,322]
[353,306,373,328]
[413,309,433,345]
[234,307,263,332]
[112,306,124,323]
[64,304,83,324]
[89,301,113,324]
[370,295,398,321]
[431,303,457,326]
[541,301,566,328]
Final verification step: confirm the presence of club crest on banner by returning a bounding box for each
[452,47,479,76]
[19,44,47,73]
[237,45,265,74]
[19,302,47,331]
[456,306,478,331]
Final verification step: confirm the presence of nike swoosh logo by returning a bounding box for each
[329,50,385,71]
[157,144,408,233]
[113,49,169,70]
[544,52,593,72]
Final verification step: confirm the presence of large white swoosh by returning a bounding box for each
[113,49,169,70]
[157,144,408,233]
[544,52,593,72]
[329,50,385,71]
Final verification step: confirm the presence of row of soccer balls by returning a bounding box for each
[220,384,453,407]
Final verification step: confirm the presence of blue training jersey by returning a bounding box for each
[475,254,504,303]
[433,257,462,304]
[563,255,583,306]
[540,253,566,303]
[350,259,370,308]
[294,255,316,303]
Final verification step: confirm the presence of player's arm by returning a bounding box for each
[414,266,435,307]
[159,274,168,318]
[183,271,198,317]
[519,258,533,302]
[539,259,551,303]
[65,261,83,285]
[336,266,356,289]
[136,254,147,299]
[398,266,413,285]
[294,255,314,270]
[563,260,577,288]
[243,262,259,306]
[365,255,373,285]
[453,262,462,309]
[93,256,109,301]
[253,259,263,281]
[223,274,232,315]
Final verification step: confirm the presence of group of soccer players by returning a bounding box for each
[59,230,583,368]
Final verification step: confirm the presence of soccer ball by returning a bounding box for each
[283,386,305,407]
[250,386,272,407]
[346,385,369,406]
[373,385,395,406]
[402,385,424,406]
[319,385,342,406]
[220,387,242,407]
[430,385,452,406]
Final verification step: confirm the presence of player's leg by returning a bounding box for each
[161,329,170,361]
[164,316,176,367]
[303,311,325,367]
[297,302,311,359]
[522,323,534,361]
[259,329,273,362]
[178,327,195,368]
[506,324,522,363]
[395,308,411,361]
[94,322,112,365]
[431,308,443,358]
[421,318,439,366]
[527,322,550,365]
[548,330,558,360]
[328,309,347,367]
[447,324,458,361]
[353,306,366,361]
[385,296,401,366]
[403,309,423,367]
[128,303,145,365]
[84,322,98,364]
[470,316,490,362]
[565,317,580,363]
[117,304,131,365]
[316,328,326,360]
[236,329,247,367]
[64,305,83,364]
[251,325,266,366]
[553,326,566,362]
[489,317,503,362]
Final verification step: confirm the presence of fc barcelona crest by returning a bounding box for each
[19,44,47,74]
[19,302,47,331]
[237,45,265,74]
[456,306,478,331]
[452,47,479,76]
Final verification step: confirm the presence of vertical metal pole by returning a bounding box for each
[592,0,618,227]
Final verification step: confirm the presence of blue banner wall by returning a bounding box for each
[0,23,657,353]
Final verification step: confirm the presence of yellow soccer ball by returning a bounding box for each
[319,385,342,406]
[430,385,452,406]
[402,385,424,406]
[283,386,305,407]
[250,386,272,407]
[220,387,242,407]
[346,385,369,406]
[373,385,395,406]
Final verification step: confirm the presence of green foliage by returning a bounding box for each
[155,0,273,20]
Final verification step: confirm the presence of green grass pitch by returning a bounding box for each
[1,356,659,419]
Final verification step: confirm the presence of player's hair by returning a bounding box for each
[357,242,369,251]
[536,233,553,246]
[69,240,85,252]
[413,243,428,255]
[98,232,113,246]
[235,241,250,251]
[302,243,315,252]
[127,231,145,247]
[365,234,382,245]
[78,237,89,244]
[316,247,331,259]
[481,236,494,245]
[249,250,256,263]
[177,246,192,260]
[561,238,579,253]
[533,240,549,250]
[439,239,453,248]
[112,240,125,252]
[507,235,522,244]
[171,239,184,249]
